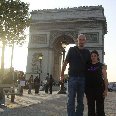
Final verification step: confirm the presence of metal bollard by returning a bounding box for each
[11,94,15,102]
[11,88,15,102]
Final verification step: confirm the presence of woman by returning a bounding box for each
[85,50,108,116]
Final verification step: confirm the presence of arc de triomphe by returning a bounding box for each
[26,6,107,81]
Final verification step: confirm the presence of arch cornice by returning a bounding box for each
[49,30,78,47]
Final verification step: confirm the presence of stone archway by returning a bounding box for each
[52,35,74,80]
[26,6,107,80]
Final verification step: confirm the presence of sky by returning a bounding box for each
[1,0,116,82]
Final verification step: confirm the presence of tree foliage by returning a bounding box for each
[0,0,30,45]
[0,0,30,71]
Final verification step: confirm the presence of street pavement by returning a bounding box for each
[0,88,116,116]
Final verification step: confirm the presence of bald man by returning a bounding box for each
[60,34,91,116]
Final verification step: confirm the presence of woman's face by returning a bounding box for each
[91,53,99,62]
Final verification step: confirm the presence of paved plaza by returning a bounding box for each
[0,89,116,116]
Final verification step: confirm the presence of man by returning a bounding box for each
[49,74,54,94]
[28,75,33,94]
[34,76,40,94]
[60,34,90,116]
[45,73,49,93]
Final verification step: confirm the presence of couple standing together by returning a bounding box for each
[60,34,108,116]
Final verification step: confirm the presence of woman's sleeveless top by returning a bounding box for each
[86,62,104,90]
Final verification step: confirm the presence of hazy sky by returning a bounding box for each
[2,0,116,82]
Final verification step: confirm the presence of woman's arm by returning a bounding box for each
[102,65,108,97]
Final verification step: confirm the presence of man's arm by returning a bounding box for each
[60,47,72,82]
[60,60,68,82]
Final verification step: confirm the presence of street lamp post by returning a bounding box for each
[58,42,67,94]
[38,55,43,78]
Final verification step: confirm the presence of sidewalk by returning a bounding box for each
[0,89,116,116]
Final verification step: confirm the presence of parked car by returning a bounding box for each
[108,82,116,92]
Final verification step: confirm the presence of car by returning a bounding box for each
[108,82,116,92]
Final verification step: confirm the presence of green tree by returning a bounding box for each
[0,0,30,73]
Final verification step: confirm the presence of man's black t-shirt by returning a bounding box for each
[65,46,90,77]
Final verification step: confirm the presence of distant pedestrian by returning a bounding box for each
[45,73,49,93]
[18,71,25,96]
[28,75,33,94]
[49,74,54,94]
[34,76,40,94]
[0,88,5,105]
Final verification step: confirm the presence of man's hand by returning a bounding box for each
[60,73,64,83]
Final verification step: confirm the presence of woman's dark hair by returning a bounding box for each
[91,50,100,61]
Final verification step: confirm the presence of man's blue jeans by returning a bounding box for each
[67,76,85,116]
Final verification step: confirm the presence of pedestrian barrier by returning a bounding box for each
[0,84,19,103]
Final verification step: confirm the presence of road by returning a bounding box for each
[0,89,116,116]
